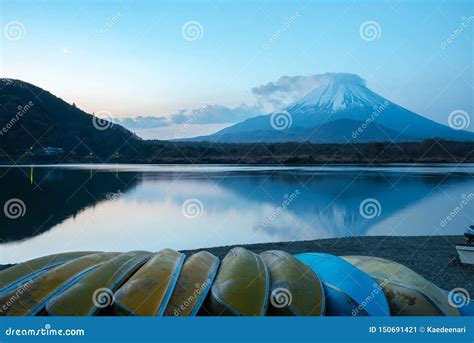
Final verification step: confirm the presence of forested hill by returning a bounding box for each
[0,78,139,159]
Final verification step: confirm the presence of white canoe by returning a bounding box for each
[456,244,474,265]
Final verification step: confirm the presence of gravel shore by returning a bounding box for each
[182,235,473,294]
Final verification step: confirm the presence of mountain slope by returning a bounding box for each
[198,118,416,143]
[0,79,138,157]
[186,73,474,143]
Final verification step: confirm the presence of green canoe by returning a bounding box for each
[164,251,219,316]
[46,251,151,316]
[261,250,325,316]
[0,252,118,316]
[342,256,460,316]
[206,247,269,316]
[0,251,97,296]
[114,249,185,316]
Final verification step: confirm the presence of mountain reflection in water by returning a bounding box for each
[0,164,472,263]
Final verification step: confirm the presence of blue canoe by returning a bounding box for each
[459,300,474,316]
[445,290,474,317]
[295,253,390,316]
[465,226,474,242]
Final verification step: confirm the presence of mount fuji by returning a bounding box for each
[186,73,474,143]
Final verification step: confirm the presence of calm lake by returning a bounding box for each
[1,164,473,264]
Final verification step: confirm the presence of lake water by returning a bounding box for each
[1,164,473,264]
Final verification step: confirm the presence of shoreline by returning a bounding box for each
[2,140,474,165]
[1,158,474,165]
[1,161,474,166]
[2,236,472,294]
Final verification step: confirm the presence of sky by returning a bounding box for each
[1,0,473,138]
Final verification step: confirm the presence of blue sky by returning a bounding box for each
[1,0,472,135]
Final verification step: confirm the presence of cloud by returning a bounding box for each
[117,73,365,130]
[115,104,262,130]
[115,116,170,129]
[170,104,262,125]
[252,73,365,110]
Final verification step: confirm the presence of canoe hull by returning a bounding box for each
[114,249,185,316]
[342,255,460,316]
[456,244,474,265]
[206,247,269,316]
[164,251,219,316]
[323,284,369,316]
[458,299,474,316]
[295,253,390,316]
[260,250,324,316]
[382,282,443,316]
[0,252,118,316]
[46,251,151,316]
[0,251,97,296]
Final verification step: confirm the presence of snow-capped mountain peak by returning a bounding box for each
[185,72,474,143]
[287,73,386,113]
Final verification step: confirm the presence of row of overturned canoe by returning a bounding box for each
[0,248,472,316]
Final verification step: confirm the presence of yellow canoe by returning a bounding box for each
[342,256,460,316]
[114,249,185,316]
[0,251,97,295]
[206,247,269,316]
[46,251,151,316]
[0,252,118,316]
[164,251,219,316]
[261,250,324,316]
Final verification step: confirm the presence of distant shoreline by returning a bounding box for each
[1,161,474,167]
[1,157,474,165]
[2,140,474,165]
[3,236,471,294]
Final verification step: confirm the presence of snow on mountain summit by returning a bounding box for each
[287,73,386,114]
[184,72,474,143]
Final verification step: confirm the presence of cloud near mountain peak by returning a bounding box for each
[118,73,366,132]
[252,73,366,109]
